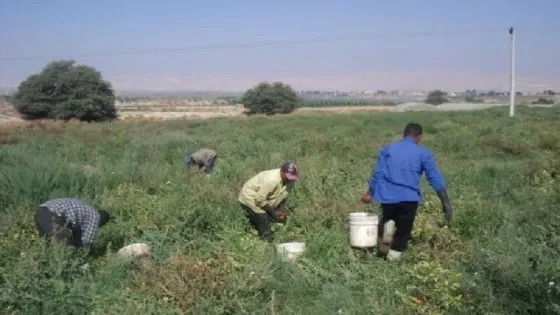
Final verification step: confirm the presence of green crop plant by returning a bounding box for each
[0,106,559,314]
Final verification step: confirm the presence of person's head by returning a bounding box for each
[280,161,299,183]
[403,122,423,143]
[98,209,111,227]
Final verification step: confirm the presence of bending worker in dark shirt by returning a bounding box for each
[362,123,453,261]
[34,198,111,251]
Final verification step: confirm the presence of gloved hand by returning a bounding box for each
[436,189,453,226]
[276,210,287,222]
[361,193,372,204]
[263,205,285,222]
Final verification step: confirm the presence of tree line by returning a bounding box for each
[7,60,558,122]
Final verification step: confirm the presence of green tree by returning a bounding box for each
[425,90,450,105]
[532,98,555,105]
[241,81,301,115]
[12,60,117,122]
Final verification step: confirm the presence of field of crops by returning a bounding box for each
[1,107,559,314]
[301,99,397,107]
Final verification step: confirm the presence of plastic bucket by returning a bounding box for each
[348,212,379,248]
[276,242,306,262]
[117,243,152,259]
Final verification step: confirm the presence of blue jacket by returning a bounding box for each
[368,137,446,204]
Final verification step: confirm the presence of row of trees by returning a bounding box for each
[10,60,304,121]
[302,99,397,107]
[9,60,559,122]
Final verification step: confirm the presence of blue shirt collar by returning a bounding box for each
[402,136,416,143]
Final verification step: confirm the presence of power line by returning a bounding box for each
[0,28,506,61]
[1,27,558,62]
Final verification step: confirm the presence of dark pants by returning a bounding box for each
[34,206,83,247]
[240,204,274,242]
[379,202,419,252]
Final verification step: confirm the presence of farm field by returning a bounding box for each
[1,106,559,314]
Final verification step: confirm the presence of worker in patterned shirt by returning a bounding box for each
[185,148,218,174]
[34,198,111,249]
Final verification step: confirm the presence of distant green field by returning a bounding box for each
[1,107,559,314]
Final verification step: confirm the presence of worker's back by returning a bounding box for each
[191,148,216,163]
[238,169,289,209]
[372,137,444,204]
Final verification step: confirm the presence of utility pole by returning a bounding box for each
[509,26,516,117]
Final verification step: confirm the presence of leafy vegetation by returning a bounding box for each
[12,60,117,122]
[425,90,450,105]
[241,81,301,115]
[301,99,397,107]
[0,107,559,314]
[533,98,556,105]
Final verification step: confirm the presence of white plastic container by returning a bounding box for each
[348,212,379,248]
[276,242,306,262]
[117,242,152,259]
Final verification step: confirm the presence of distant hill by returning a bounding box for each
[115,90,244,98]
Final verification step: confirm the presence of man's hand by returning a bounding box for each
[436,190,453,226]
[263,205,286,222]
[276,210,287,222]
[361,193,372,204]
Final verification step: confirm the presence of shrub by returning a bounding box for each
[425,90,450,105]
[465,95,483,103]
[241,81,301,115]
[532,98,555,105]
[12,60,117,122]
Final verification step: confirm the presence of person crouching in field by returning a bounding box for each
[185,148,218,175]
[238,162,299,242]
[362,123,453,261]
[34,198,111,251]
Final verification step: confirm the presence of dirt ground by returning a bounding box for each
[0,104,392,126]
[0,103,24,125]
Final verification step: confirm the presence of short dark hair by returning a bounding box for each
[403,123,423,137]
[99,209,111,227]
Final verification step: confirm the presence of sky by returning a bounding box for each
[1,0,559,92]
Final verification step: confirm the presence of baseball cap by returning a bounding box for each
[280,161,299,181]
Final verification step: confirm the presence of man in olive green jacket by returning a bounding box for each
[238,161,299,242]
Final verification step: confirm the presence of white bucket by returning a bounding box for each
[348,212,379,248]
[276,242,306,262]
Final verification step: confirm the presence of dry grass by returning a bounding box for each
[133,253,236,311]
[0,101,394,126]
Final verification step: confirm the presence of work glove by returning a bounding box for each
[436,189,453,226]
[263,205,286,222]
[361,193,372,204]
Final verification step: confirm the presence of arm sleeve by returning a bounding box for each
[241,181,276,214]
[368,147,386,196]
[80,212,100,246]
[422,151,446,192]
[253,180,276,208]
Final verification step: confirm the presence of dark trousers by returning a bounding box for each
[34,206,83,247]
[378,202,419,252]
[240,204,274,242]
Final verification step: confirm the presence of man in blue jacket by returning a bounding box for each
[362,123,453,261]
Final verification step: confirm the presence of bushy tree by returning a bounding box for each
[532,98,555,105]
[425,90,450,105]
[12,60,117,122]
[241,81,301,115]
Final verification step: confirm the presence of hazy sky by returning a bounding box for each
[1,0,559,92]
